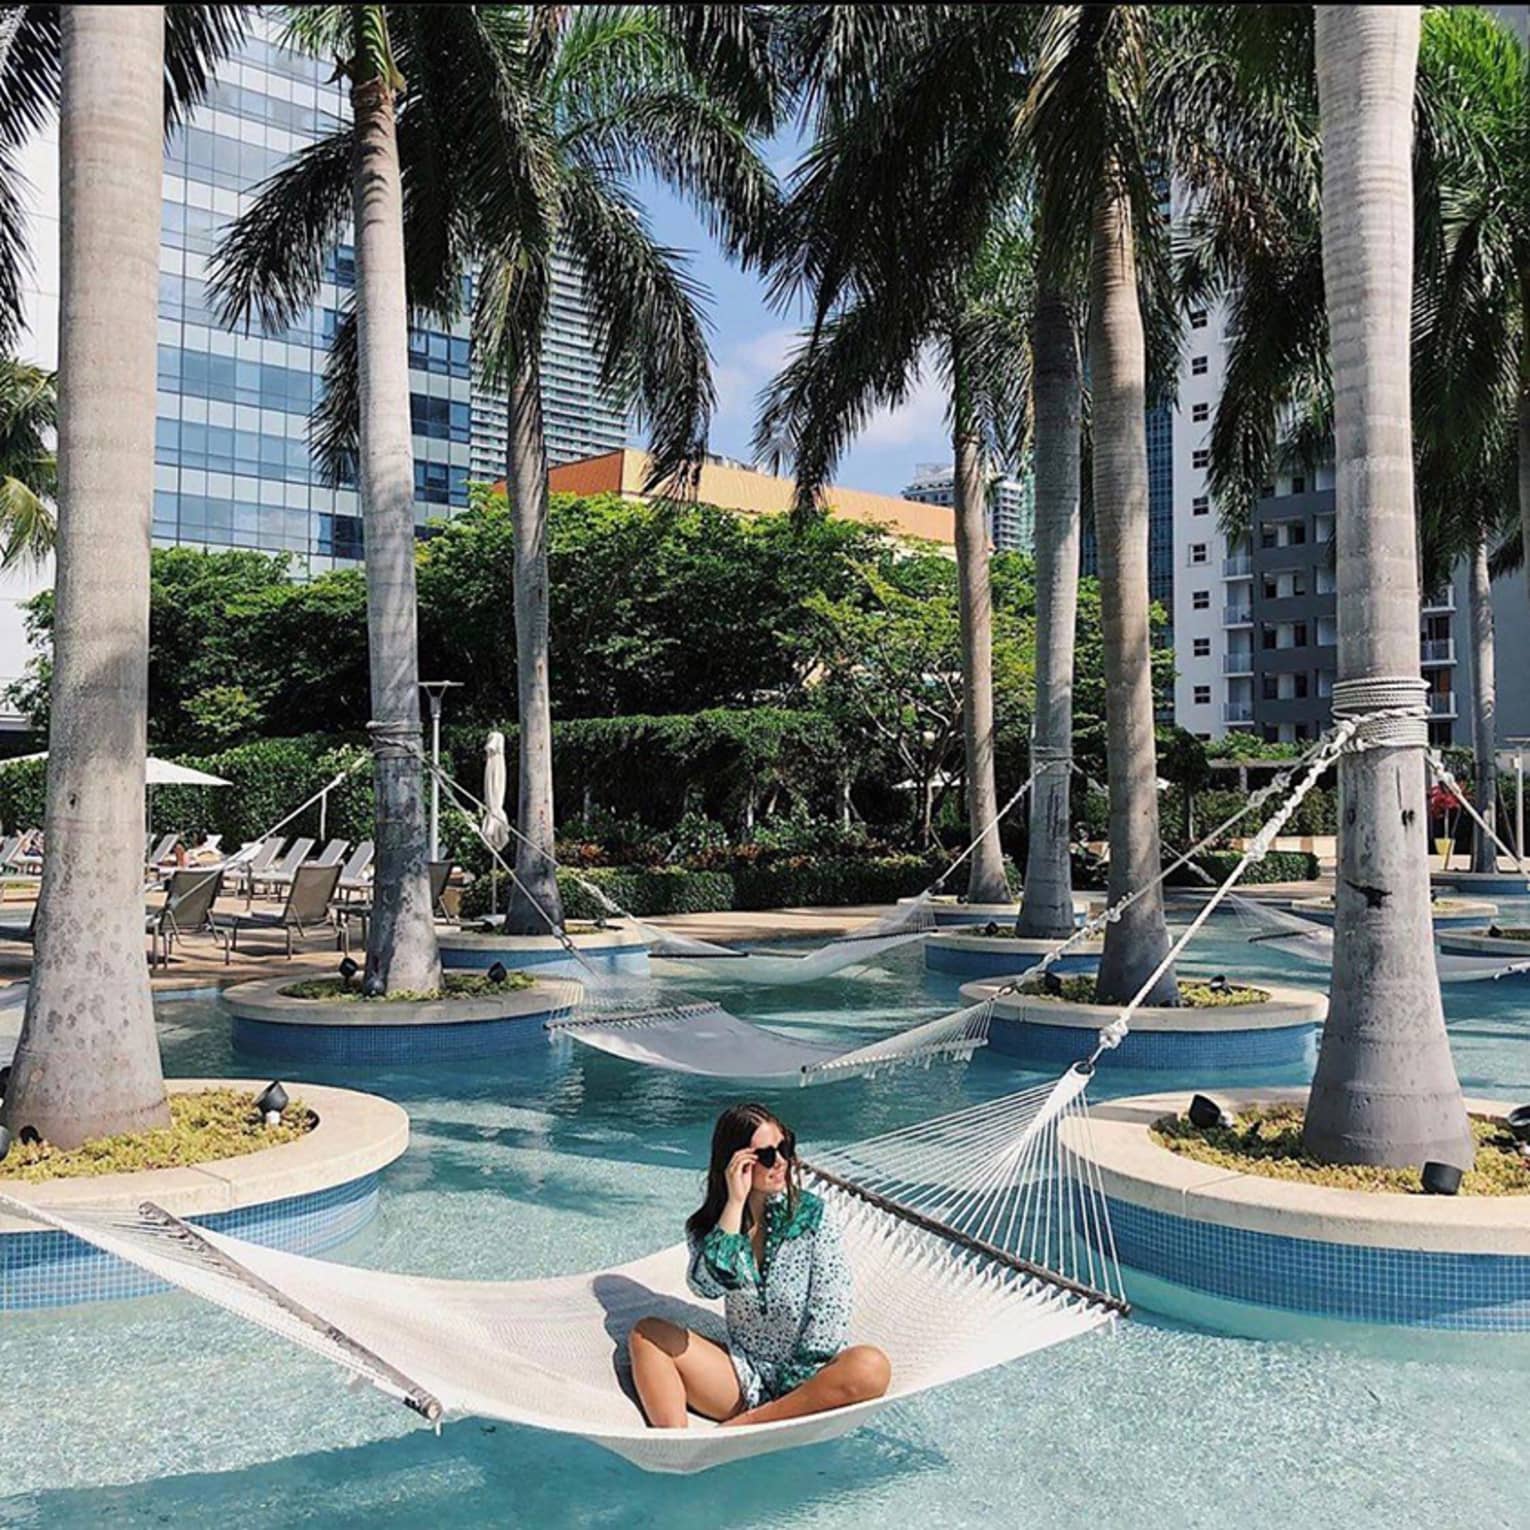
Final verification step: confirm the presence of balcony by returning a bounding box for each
[1223,702,1255,724]
[1222,555,1252,578]
[1224,652,1253,675]
[1223,606,1253,627]
[1422,594,1456,614]
[1429,691,1457,717]
[1420,638,1455,665]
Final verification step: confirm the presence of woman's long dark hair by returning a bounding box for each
[686,1102,798,1242]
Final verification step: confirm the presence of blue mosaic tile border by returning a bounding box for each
[232,1002,574,1064]
[440,942,647,977]
[1098,1195,1530,1331]
[989,1016,1318,1071]
[1,1171,378,1311]
[924,944,1098,978]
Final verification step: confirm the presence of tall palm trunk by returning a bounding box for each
[1017,288,1082,938]
[1089,186,1176,1006]
[2,7,169,1147]
[351,49,440,995]
[950,338,1008,906]
[1468,534,1498,873]
[504,343,564,934]
[1303,4,1470,1168]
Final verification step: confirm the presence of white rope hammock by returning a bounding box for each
[0,1068,1124,1475]
[549,977,995,1084]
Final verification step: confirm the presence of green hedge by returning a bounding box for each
[0,737,377,848]
[460,865,735,921]
[1170,849,1319,886]
[730,853,955,911]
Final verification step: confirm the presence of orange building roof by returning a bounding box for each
[518,448,953,546]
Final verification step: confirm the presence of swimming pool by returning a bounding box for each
[2,916,1528,1527]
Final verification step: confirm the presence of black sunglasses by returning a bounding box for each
[753,1137,795,1169]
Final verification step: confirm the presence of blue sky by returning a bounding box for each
[639,166,951,500]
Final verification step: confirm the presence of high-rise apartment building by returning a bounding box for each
[901,461,1035,554]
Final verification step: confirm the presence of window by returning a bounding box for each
[1192,449,1210,469]
[1190,309,1208,330]
[1192,355,1208,375]
[1292,475,1306,494]
[1288,521,1306,544]
[1190,543,1208,565]
[1291,572,1306,597]
[1261,483,1276,497]
[1260,526,1277,549]
[1193,685,1211,705]
[1192,494,1209,516]
[1262,625,1277,650]
[1292,622,1308,647]
[1192,402,1209,422]
[1263,577,1278,600]
[1293,672,1309,699]
[1192,589,1210,611]
[1262,675,1279,700]
[1191,637,1210,658]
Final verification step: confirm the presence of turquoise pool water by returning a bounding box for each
[2,915,1529,1528]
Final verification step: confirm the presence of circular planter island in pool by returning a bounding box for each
[901,893,1097,928]
[1432,870,1530,899]
[0,1077,407,1309]
[926,928,1103,978]
[1437,927,1530,963]
[1289,894,1498,931]
[438,919,649,978]
[225,973,581,1064]
[961,978,1327,1071]
[1064,1088,1530,1336]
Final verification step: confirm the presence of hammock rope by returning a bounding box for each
[0,1073,1125,1474]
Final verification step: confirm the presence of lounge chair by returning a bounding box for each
[146,832,180,868]
[263,838,349,890]
[0,904,35,945]
[248,836,316,899]
[147,868,229,967]
[335,840,375,899]
[340,860,453,946]
[228,862,344,959]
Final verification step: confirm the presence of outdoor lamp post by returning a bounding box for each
[1508,737,1530,870]
[419,681,462,862]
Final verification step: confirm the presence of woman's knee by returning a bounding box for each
[831,1345,892,1402]
[629,1315,686,1358]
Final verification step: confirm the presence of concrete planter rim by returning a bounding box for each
[221,974,581,1028]
[1066,1088,1530,1254]
[0,1077,408,1232]
[959,979,1327,1033]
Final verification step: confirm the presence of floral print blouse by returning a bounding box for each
[686,1188,853,1407]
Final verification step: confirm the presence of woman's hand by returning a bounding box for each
[717,1147,755,1233]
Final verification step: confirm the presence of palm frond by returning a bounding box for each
[309,302,359,489]
[559,172,712,493]
[164,5,255,129]
[207,132,354,334]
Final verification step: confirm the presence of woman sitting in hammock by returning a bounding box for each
[628,1102,892,1430]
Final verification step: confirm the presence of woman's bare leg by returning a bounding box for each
[719,1345,891,1428]
[628,1316,744,1428]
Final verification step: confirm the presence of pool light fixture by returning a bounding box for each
[0,1123,9,1163]
[256,1080,289,1127]
[1188,1093,1233,1130]
[1507,1105,1530,1144]
[1421,1161,1462,1196]
[487,960,508,985]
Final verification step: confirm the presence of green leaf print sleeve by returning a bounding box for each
[686,1226,756,1297]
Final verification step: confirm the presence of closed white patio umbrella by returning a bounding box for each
[481,731,511,915]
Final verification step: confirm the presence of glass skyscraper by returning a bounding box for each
[152,17,625,572]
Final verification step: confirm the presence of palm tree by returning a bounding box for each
[1,6,170,1148]
[216,6,777,939]
[759,9,1052,911]
[0,357,56,567]
[1302,4,1470,1168]
[1014,285,1084,939]
[1027,5,1179,1004]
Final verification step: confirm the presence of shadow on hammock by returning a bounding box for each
[590,1271,729,1407]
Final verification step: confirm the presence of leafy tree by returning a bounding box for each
[0,358,56,567]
